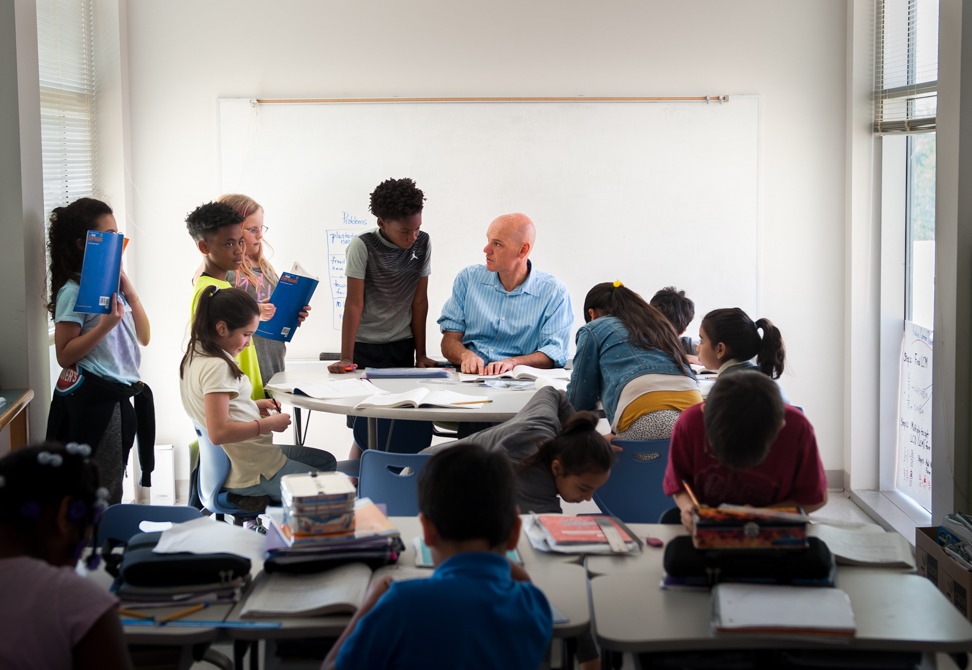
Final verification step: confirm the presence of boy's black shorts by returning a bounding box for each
[347,338,415,428]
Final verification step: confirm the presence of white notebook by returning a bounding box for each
[240,563,428,618]
[711,583,856,636]
[265,378,384,400]
[354,388,488,409]
[808,523,915,569]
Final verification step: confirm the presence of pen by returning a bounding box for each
[158,602,208,624]
[271,397,281,413]
[118,608,153,620]
[452,399,493,405]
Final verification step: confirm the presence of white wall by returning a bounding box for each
[124,0,848,480]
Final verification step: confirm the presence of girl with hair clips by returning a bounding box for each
[179,286,336,516]
[218,194,310,384]
[0,442,132,670]
[567,281,701,442]
[696,307,791,403]
[46,198,154,506]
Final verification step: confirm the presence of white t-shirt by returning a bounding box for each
[0,556,118,670]
[180,348,286,488]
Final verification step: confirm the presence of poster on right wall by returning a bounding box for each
[896,321,933,512]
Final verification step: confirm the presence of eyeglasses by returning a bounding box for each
[246,225,268,235]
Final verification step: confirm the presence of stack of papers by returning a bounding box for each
[265,378,385,400]
[354,388,487,409]
[281,472,356,535]
[711,583,856,636]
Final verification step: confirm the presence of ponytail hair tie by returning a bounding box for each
[613,280,623,288]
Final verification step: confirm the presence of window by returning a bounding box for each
[874,0,938,519]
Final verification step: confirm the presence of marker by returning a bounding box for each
[344,365,357,371]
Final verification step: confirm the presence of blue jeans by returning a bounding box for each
[226,444,337,503]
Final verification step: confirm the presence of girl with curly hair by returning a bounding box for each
[45,198,153,505]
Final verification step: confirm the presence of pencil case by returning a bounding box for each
[692,506,809,550]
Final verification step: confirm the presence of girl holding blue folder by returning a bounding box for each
[45,198,154,506]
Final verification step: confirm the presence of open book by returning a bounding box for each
[354,388,487,409]
[240,563,428,618]
[711,583,856,636]
[257,262,320,343]
[460,366,570,382]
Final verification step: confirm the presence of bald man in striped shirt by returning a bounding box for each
[438,213,574,376]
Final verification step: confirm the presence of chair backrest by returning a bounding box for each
[358,451,433,516]
[194,423,234,511]
[592,438,673,524]
[97,503,202,547]
[352,418,433,454]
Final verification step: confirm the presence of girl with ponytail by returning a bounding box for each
[567,282,701,442]
[697,308,790,402]
[45,198,153,507]
[180,286,335,511]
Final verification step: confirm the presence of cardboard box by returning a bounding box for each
[916,526,972,620]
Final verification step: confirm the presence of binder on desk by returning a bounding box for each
[257,262,319,342]
[74,231,126,314]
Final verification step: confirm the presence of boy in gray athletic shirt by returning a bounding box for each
[328,178,435,456]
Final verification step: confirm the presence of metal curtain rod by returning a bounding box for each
[253,96,730,104]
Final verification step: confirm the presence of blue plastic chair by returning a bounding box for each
[592,438,674,524]
[357,451,433,516]
[193,423,264,520]
[96,504,202,547]
[352,417,434,454]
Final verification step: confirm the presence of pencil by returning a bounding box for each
[452,399,493,405]
[118,608,153,620]
[682,480,701,508]
[158,602,208,624]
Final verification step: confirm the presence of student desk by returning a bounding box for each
[586,524,972,665]
[225,515,590,669]
[0,388,33,456]
[266,366,540,449]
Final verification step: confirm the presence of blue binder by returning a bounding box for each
[74,230,125,314]
[257,266,319,342]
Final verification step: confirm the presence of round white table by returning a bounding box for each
[265,364,540,449]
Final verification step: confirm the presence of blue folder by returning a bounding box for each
[257,271,319,342]
[74,230,125,314]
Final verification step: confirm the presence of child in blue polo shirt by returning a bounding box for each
[322,444,553,670]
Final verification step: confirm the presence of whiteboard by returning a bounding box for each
[896,321,933,511]
[218,97,760,360]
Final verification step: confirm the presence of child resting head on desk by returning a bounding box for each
[663,371,828,532]
[322,443,553,670]
[0,443,132,670]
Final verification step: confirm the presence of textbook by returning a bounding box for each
[710,583,856,636]
[265,378,384,400]
[460,366,570,383]
[257,262,319,342]
[74,230,126,314]
[526,514,642,555]
[240,563,428,618]
[354,388,488,410]
[363,367,451,379]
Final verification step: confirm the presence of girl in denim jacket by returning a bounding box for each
[567,282,700,441]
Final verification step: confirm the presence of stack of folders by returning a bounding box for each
[265,497,404,573]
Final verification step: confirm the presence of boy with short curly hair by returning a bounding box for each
[185,201,264,400]
[328,177,434,374]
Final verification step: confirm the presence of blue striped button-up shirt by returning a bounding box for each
[438,261,574,366]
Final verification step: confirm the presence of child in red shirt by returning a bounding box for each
[663,370,827,530]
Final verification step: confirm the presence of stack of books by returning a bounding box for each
[265,497,404,573]
[280,472,356,536]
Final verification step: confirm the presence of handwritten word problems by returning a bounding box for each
[327,213,369,330]
[896,321,933,510]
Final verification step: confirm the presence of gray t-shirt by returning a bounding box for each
[345,228,432,344]
[422,387,574,514]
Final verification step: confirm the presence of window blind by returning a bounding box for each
[37,0,96,215]
[874,0,939,134]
